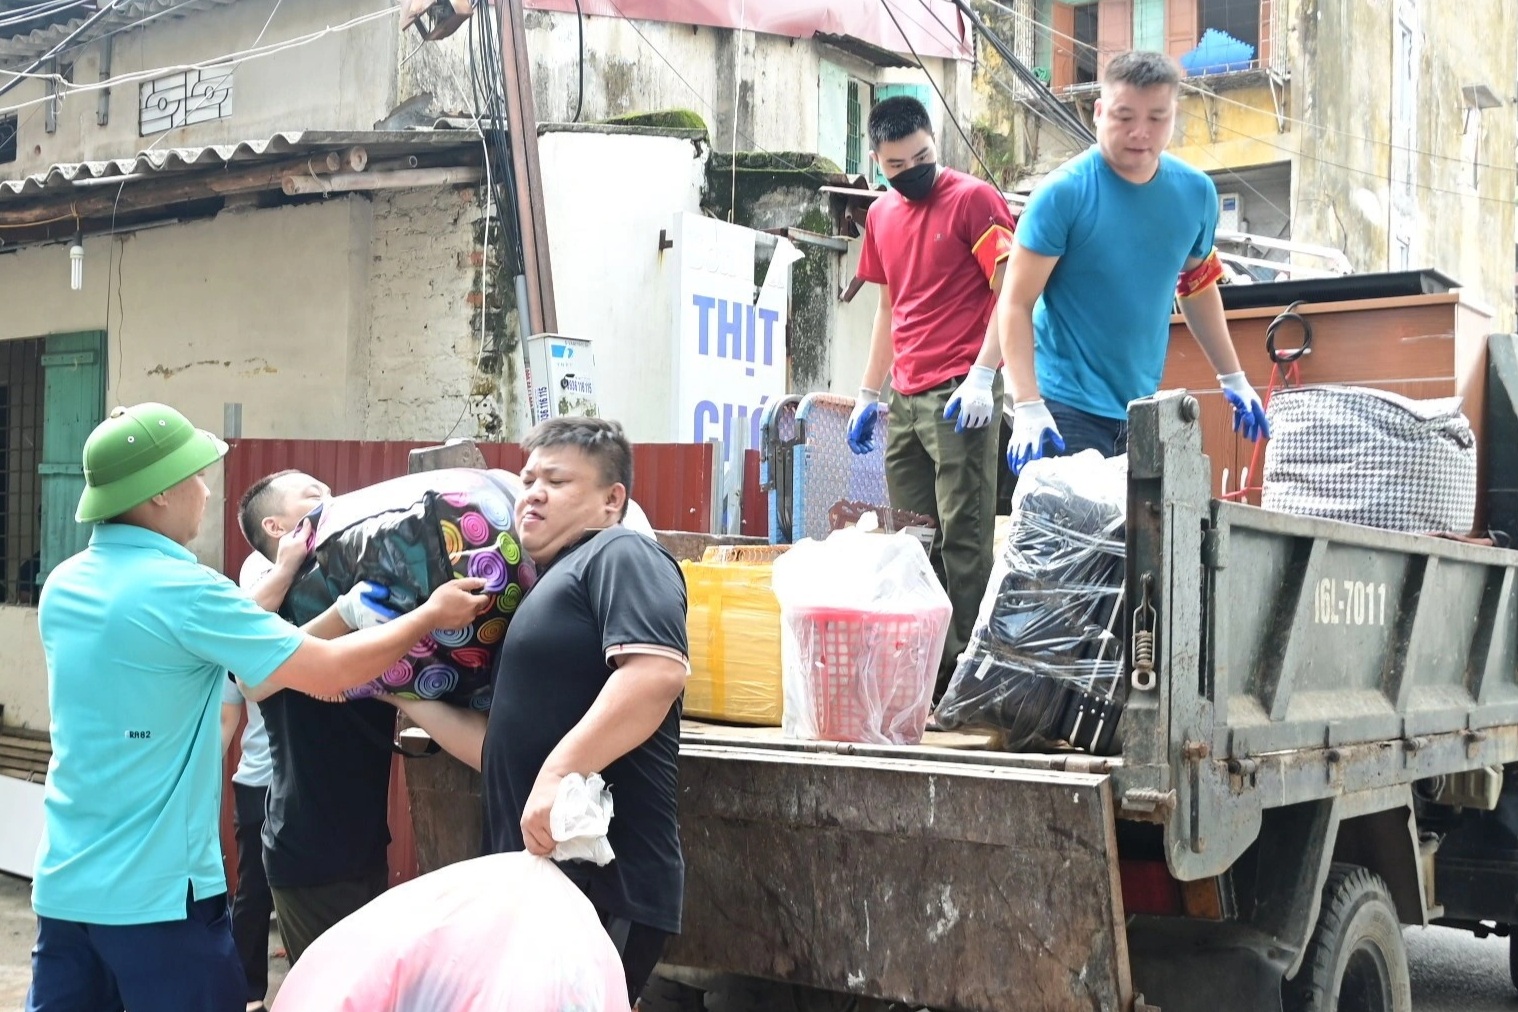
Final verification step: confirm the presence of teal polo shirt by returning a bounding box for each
[34,523,304,925]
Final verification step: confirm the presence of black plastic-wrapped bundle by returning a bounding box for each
[934,452,1127,753]
[280,468,535,709]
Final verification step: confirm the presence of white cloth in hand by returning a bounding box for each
[549,772,615,866]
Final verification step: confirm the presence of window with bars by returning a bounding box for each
[0,339,44,606]
[1198,0,1261,56]
[845,79,867,176]
[0,113,16,165]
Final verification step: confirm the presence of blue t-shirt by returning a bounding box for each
[35,523,303,925]
[1017,146,1218,420]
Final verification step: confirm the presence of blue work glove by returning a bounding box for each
[1219,371,1270,442]
[336,581,402,631]
[847,387,884,455]
[943,365,997,433]
[1008,399,1065,474]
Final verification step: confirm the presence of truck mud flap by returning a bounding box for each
[666,744,1133,1012]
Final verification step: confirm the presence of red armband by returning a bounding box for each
[1176,249,1224,299]
[972,223,1015,285]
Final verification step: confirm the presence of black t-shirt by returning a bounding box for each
[482,526,688,934]
[260,692,395,889]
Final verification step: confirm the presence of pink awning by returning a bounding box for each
[521,0,972,61]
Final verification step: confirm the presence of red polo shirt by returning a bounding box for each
[856,167,1015,396]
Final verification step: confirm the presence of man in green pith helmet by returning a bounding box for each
[26,402,489,1012]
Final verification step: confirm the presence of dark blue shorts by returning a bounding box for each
[26,887,244,1012]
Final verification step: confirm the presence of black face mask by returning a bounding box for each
[889,162,938,201]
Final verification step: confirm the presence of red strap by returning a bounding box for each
[972,223,1015,285]
[1176,249,1224,299]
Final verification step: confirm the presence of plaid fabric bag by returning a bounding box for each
[1261,385,1476,534]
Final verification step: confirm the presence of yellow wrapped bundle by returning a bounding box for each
[680,546,786,725]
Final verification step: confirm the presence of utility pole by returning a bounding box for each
[495,0,558,335]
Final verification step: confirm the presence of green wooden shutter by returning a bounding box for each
[818,60,850,173]
[39,331,106,581]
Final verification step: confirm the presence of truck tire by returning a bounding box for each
[1283,864,1411,1012]
[1508,933,1518,994]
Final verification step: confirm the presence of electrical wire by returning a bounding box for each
[976,0,1518,178]
[958,0,1516,215]
[0,0,90,30]
[595,0,807,172]
[128,0,283,158]
[728,0,743,221]
[0,207,75,229]
[57,0,203,53]
[879,0,999,183]
[466,1,526,276]
[0,0,120,101]
[571,0,584,122]
[0,4,401,118]
[443,86,496,441]
[1172,101,1518,211]
[942,0,1095,145]
[0,0,87,29]
[250,0,283,50]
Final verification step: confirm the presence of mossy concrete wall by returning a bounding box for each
[705,152,865,396]
[987,0,1515,328]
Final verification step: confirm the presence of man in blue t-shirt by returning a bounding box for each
[998,50,1270,472]
[27,402,489,1012]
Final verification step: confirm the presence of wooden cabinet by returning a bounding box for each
[1159,292,1494,503]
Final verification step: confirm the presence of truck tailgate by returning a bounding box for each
[667,741,1132,1012]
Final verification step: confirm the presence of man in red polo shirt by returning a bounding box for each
[847,95,1015,693]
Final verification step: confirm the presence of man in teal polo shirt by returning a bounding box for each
[27,402,489,1012]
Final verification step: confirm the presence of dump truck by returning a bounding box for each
[402,320,1518,1012]
[628,334,1518,1012]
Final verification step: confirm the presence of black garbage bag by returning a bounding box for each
[280,468,536,709]
[934,451,1127,753]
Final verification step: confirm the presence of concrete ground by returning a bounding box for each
[0,872,287,1011]
[1,869,1515,1010]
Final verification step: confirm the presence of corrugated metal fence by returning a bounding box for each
[221,438,719,581]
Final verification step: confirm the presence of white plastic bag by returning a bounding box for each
[551,772,616,866]
[272,852,631,1012]
[771,526,952,744]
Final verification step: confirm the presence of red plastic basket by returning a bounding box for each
[790,604,950,744]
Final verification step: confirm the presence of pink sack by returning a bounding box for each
[273,853,632,1012]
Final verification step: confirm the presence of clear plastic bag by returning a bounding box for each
[272,852,631,1012]
[935,452,1128,754]
[551,772,616,866]
[771,524,951,745]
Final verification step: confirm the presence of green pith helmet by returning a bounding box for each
[75,403,229,524]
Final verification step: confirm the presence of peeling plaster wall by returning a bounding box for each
[989,0,1515,329]
[362,185,508,442]
[402,12,970,165]
[0,198,369,729]
[0,185,505,727]
[1293,0,1515,327]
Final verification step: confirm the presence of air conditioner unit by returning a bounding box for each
[1218,192,1242,233]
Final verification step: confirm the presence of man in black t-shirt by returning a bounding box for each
[237,471,396,965]
[396,417,689,1007]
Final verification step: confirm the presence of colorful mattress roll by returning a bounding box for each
[280,468,536,709]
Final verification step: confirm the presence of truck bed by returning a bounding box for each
[662,385,1518,1010]
[670,725,1135,1011]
